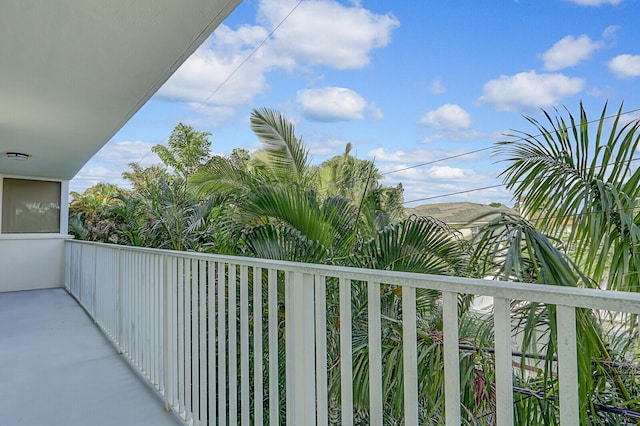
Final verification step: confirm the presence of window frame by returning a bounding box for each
[0,176,67,235]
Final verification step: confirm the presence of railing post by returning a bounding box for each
[557,305,579,425]
[162,254,170,411]
[286,271,317,424]
[494,297,514,425]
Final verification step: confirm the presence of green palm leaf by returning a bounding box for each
[250,107,312,184]
[496,102,640,291]
[354,215,468,275]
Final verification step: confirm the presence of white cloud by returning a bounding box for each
[541,35,602,71]
[369,147,436,163]
[71,140,162,193]
[259,0,399,70]
[587,85,615,99]
[157,32,272,106]
[564,0,623,5]
[425,165,476,180]
[419,104,471,130]
[421,130,485,144]
[369,147,513,206]
[602,25,620,38]
[430,77,446,94]
[368,104,384,122]
[157,0,399,119]
[307,137,351,156]
[95,141,160,166]
[368,147,478,163]
[296,87,372,122]
[479,71,585,111]
[618,111,640,128]
[608,54,640,79]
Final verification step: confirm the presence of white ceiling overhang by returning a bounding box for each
[0,0,241,180]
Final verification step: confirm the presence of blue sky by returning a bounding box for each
[71,0,640,207]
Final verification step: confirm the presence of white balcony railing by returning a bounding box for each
[64,240,640,425]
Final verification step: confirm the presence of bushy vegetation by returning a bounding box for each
[70,104,640,424]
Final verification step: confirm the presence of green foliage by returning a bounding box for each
[249,107,313,186]
[496,102,640,292]
[121,162,170,192]
[489,103,640,423]
[69,103,640,424]
[152,123,212,179]
[68,182,126,242]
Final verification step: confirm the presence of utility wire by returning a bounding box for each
[404,184,506,204]
[196,0,304,110]
[383,107,640,177]
[403,156,640,205]
[381,146,493,176]
[520,204,640,227]
[134,0,304,166]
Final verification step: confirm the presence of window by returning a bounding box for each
[2,178,61,233]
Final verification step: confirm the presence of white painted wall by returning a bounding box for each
[0,235,72,292]
[0,176,71,292]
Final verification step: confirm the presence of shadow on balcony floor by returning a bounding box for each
[0,288,182,426]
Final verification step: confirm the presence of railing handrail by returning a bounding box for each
[67,239,640,314]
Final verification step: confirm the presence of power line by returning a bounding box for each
[134,0,304,166]
[381,147,493,176]
[404,183,506,204]
[402,155,640,205]
[383,107,640,177]
[196,0,304,110]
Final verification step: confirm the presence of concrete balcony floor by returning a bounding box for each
[0,288,181,426]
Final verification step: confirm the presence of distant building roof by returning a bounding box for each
[406,202,516,226]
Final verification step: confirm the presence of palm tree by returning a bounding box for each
[192,107,490,423]
[495,102,640,292]
[481,102,640,423]
[69,182,125,242]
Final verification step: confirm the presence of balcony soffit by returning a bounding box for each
[0,0,241,180]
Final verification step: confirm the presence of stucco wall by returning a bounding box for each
[0,235,72,292]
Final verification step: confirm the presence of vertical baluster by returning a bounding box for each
[339,277,353,426]
[316,275,328,426]
[170,257,179,409]
[494,297,514,425]
[287,272,316,425]
[208,261,217,424]
[199,260,208,425]
[185,259,193,422]
[131,253,142,367]
[192,260,200,425]
[228,264,238,425]
[402,286,418,426]
[145,253,150,374]
[144,253,151,378]
[442,291,461,425]
[163,255,172,410]
[155,254,161,388]
[177,258,185,416]
[285,271,291,426]
[240,265,250,425]
[218,262,227,422]
[268,268,279,425]
[254,267,264,425]
[367,281,383,426]
[557,305,579,425]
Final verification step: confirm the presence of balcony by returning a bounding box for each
[4,239,640,425]
[0,288,180,425]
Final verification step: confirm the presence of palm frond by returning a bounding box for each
[241,224,329,262]
[354,215,468,275]
[495,102,640,291]
[189,155,256,198]
[250,107,312,183]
